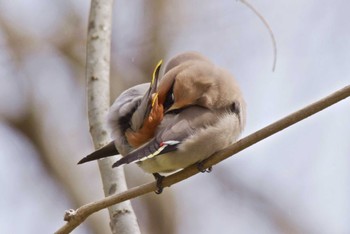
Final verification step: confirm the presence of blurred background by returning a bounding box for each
[1,0,349,233]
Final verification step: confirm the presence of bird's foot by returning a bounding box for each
[197,162,212,173]
[152,173,165,194]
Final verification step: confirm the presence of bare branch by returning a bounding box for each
[56,85,350,233]
[83,0,140,233]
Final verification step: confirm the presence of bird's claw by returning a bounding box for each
[197,162,212,173]
[153,173,165,194]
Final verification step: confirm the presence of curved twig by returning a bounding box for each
[239,0,277,71]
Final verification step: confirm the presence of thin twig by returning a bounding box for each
[239,0,277,71]
[56,85,350,233]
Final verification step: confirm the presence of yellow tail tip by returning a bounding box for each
[151,59,163,84]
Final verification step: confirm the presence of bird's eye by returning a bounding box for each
[164,90,175,111]
[162,81,176,111]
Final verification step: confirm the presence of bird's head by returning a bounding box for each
[156,54,244,114]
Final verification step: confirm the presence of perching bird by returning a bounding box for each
[79,51,246,193]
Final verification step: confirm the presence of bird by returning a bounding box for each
[79,51,246,193]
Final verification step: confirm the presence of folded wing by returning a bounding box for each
[112,106,218,167]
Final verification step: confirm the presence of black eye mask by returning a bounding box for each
[163,82,175,111]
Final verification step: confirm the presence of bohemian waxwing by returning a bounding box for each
[112,51,246,172]
[79,51,246,193]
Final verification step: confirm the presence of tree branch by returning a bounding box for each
[56,85,350,233]
[83,0,140,233]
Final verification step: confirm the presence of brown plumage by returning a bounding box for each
[79,51,246,176]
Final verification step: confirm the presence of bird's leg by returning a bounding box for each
[152,173,165,194]
[197,161,213,173]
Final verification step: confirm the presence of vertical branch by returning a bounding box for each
[86,0,140,233]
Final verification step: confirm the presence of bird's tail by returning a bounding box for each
[78,141,119,164]
[112,139,179,168]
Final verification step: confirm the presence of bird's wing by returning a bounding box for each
[130,60,162,131]
[112,106,217,168]
[78,141,119,164]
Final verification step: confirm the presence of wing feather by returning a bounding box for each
[112,106,218,168]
